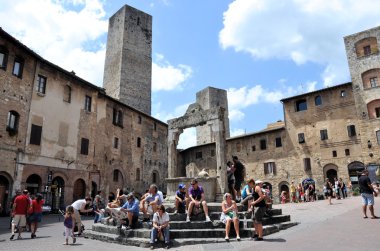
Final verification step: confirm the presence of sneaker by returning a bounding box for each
[10,234,14,240]
[125,226,132,230]
[73,237,76,244]
[205,216,211,222]
[186,216,190,223]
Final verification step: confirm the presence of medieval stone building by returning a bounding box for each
[170,26,380,203]
[0,5,167,214]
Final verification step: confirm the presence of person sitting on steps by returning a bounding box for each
[186,179,211,223]
[175,184,189,214]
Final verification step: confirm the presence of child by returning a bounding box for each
[175,184,189,214]
[63,206,76,245]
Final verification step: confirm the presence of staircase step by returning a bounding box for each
[85,223,292,247]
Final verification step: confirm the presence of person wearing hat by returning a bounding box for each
[249,180,266,241]
[175,184,189,214]
[120,193,140,229]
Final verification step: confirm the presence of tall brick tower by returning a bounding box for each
[344,26,380,176]
[103,5,152,115]
[196,87,230,145]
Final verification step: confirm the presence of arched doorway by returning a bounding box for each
[347,161,365,186]
[324,164,338,184]
[51,176,65,213]
[73,179,86,202]
[26,174,42,195]
[279,182,290,202]
[0,174,11,216]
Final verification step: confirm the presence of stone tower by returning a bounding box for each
[196,87,230,145]
[103,5,152,115]
[344,26,380,171]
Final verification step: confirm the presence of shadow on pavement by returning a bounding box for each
[262,238,286,243]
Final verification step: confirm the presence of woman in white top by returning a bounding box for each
[220,193,240,241]
[71,197,92,235]
[150,205,170,249]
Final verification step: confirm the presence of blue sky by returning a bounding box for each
[2,0,380,148]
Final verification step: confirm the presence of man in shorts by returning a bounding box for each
[186,179,211,222]
[120,193,140,229]
[249,180,266,241]
[10,190,29,240]
[359,170,378,219]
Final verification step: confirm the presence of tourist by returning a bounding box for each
[359,170,378,219]
[29,193,44,238]
[141,184,162,221]
[232,156,245,202]
[220,193,240,242]
[174,184,189,214]
[10,189,29,240]
[93,194,105,223]
[340,178,347,199]
[150,205,170,249]
[297,183,303,202]
[240,179,255,209]
[249,180,266,241]
[71,197,93,235]
[63,205,76,245]
[186,179,211,222]
[120,193,140,229]
[107,188,122,208]
[308,184,315,202]
[290,181,296,203]
[226,161,237,200]
[324,178,333,205]
[9,190,21,230]
[334,177,341,199]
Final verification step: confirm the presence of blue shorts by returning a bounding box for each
[29,213,42,223]
[361,193,374,206]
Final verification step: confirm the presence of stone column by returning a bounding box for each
[167,129,182,178]
[212,119,227,195]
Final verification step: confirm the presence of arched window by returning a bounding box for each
[361,68,380,89]
[314,95,322,106]
[295,99,307,112]
[355,37,379,58]
[366,99,380,119]
[6,110,19,135]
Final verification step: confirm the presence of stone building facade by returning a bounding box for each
[174,26,380,203]
[0,4,167,214]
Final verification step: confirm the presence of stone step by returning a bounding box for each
[94,214,290,233]
[85,222,297,247]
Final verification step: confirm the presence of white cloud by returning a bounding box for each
[219,0,380,86]
[152,54,193,92]
[0,0,108,85]
[178,128,196,150]
[230,128,246,137]
[153,102,190,123]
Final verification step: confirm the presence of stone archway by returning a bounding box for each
[278,181,290,202]
[73,179,86,202]
[324,164,338,184]
[26,174,42,195]
[347,161,365,186]
[51,176,65,212]
[0,173,12,215]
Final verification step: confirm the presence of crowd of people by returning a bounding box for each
[6,157,378,248]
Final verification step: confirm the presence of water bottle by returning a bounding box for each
[243,214,247,229]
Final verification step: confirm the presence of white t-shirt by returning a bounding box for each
[153,212,170,226]
[72,199,86,211]
[158,191,164,203]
